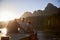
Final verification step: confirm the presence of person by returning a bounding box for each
[19,18,34,34]
[19,18,38,40]
[27,21,34,34]
[7,19,20,33]
[19,18,28,33]
[27,21,38,40]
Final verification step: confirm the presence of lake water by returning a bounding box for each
[0,30,60,40]
[7,31,44,40]
[0,31,45,40]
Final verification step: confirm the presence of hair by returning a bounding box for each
[21,17,25,22]
[28,21,32,24]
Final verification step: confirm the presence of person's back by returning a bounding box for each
[27,22,34,34]
[27,21,38,40]
[7,19,20,33]
[19,18,28,33]
[19,21,28,33]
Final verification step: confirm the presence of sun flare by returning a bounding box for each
[0,10,16,21]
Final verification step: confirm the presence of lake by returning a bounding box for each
[0,30,60,40]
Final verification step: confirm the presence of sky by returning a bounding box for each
[0,0,60,20]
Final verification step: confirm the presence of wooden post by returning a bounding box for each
[1,36,9,40]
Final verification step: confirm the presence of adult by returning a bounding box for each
[19,18,38,40]
[27,21,38,40]
[7,19,20,33]
[27,21,34,34]
[19,18,28,33]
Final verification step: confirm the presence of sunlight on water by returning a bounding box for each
[1,28,7,35]
[0,28,7,40]
[0,28,7,36]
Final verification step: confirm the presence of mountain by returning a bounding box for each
[32,3,58,16]
[21,12,33,18]
[43,3,58,15]
[33,10,43,16]
[21,3,59,17]
[18,3,60,30]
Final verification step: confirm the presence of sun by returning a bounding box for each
[0,10,16,21]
